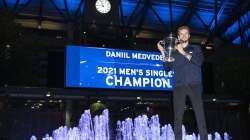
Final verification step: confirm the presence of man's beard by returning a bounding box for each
[178,39,188,44]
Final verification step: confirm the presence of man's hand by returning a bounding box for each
[157,40,165,56]
[175,44,185,54]
[175,44,192,60]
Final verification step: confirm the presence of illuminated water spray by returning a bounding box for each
[31,109,230,140]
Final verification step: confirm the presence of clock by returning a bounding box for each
[95,0,111,14]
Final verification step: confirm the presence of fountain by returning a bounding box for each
[30,109,230,140]
[30,135,37,140]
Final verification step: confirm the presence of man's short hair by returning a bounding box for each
[177,26,190,33]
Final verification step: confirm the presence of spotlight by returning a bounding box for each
[205,46,213,50]
[5,44,11,48]
[212,98,217,102]
[46,91,51,97]
[45,91,55,98]
[37,24,42,30]
[56,35,63,39]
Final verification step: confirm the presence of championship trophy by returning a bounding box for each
[161,33,177,62]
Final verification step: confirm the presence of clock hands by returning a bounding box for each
[100,0,104,8]
[95,0,111,14]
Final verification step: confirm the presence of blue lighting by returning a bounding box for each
[224,21,238,38]
[240,11,250,26]
[232,36,240,45]
[243,28,250,38]
[232,27,250,47]
[216,14,229,26]
[0,1,3,8]
[209,0,226,30]
[121,1,186,26]
[151,4,185,24]
[224,11,250,40]
[45,0,64,15]
[194,0,226,30]
[196,11,213,27]
[121,0,137,16]
[189,15,207,31]
[4,0,83,15]
[51,0,64,10]
[146,10,159,25]
[52,0,83,15]
[6,0,29,5]
[1,0,248,47]
[151,5,169,23]
[65,0,82,15]
[243,28,250,47]
[4,0,29,9]
[121,0,143,23]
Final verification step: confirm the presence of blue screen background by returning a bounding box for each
[66,45,174,91]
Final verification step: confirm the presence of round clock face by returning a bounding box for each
[95,0,111,14]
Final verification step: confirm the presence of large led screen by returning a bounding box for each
[66,45,174,91]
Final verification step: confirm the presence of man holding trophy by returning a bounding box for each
[157,26,208,140]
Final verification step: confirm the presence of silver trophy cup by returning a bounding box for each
[162,33,177,62]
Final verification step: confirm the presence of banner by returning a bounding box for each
[66,46,174,91]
